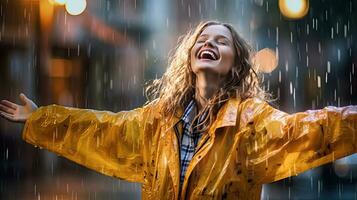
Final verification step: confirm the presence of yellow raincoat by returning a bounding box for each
[22,97,357,199]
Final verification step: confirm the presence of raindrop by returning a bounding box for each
[296,66,299,78]
[336,22,339,34]
[145,49,149,60]
[188,4,191,18]
[337,49,341,62]
[87,43,91,57]
[310,176,313,190]
[318,42,321,53]
[318,179,321,198]
[265,1,269,12]
[106,0,110,11]
[352,63,355,75]
[327,61,331,73]
[305,42,308,52]
[306,56,309,67]
[152,40,156,50]
[276,27,279,45]
[293,88,296,108]
[288,186,291,199]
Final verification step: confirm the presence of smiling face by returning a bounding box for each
[190,24,236,76]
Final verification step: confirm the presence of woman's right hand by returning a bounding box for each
[0,93,38,123]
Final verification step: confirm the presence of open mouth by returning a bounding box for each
[198,49,219,61]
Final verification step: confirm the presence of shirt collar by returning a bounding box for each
[181,100,197,125]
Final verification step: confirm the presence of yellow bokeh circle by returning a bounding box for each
[279,0,309,19]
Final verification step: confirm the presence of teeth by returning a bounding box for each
[200,50,217,60]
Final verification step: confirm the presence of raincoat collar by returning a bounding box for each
[169,97,241,131]
[213,97,241,129]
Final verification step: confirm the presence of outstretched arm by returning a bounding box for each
[239,98,357,185]
[0,94,156,183]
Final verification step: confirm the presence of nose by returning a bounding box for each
[203,39,215,48]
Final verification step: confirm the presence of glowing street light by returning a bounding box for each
[65,0,87,16]
[279,0,309,19]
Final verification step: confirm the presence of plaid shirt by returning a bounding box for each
[175,100,206,186]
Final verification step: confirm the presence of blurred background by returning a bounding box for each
[0,0,356,199]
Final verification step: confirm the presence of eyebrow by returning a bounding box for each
[198,34,231,41]
[198,34,229,40]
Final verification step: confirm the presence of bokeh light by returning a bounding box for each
[65,0,87,16]
[252,48,278,73]
[279,0,309,19]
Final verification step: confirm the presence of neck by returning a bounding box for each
[194,72,224,111]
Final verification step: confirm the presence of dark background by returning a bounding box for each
[0,0,356,199]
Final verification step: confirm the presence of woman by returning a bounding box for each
[0,21,356,200]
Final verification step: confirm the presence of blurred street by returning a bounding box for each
[0,0,356,199]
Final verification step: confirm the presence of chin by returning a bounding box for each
[192,64,228,76]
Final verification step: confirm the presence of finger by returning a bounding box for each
[0,104,16,114]
[0,111,16,121]
[0,100,18,110]
[19,93,29,105]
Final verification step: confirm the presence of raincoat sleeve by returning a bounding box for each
[22,104,156,183]
[240,98,357,184]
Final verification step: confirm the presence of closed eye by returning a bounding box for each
[217,39,229,45]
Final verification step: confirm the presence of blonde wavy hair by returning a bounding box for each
[146,21,269,131]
